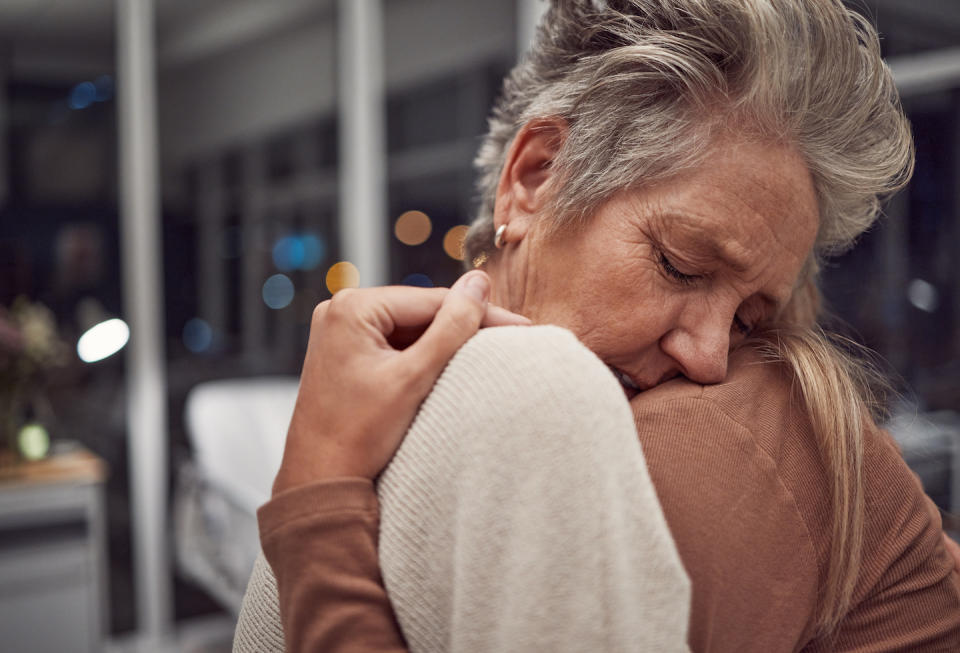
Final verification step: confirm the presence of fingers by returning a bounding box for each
[334,286,447,336]
[403,270,492,384]
[281,273,528,487]
[482,303,533,327]
[388,302,528,350]
[328,278,528,337]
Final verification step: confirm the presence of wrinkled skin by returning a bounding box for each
[277,122,822,484]
[489,122,819,396]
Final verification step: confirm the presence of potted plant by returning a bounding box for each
[0,298,67,461]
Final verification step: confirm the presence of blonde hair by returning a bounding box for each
[465,0,914,636]
[752,288,894,634]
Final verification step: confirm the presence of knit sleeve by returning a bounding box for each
[631,358,960,652]
[376,324,691,653]
[257,477,408,653]
[632,392,821,652]
[819,430,960,651]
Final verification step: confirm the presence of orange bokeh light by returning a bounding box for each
[325,261,360,294]
[394,210,432,246]
[443,225,470,261]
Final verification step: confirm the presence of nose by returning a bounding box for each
[659,320,730,385]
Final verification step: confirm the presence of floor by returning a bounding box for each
[105,615,235,653]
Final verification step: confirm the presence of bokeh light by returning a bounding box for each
[394,210,432,246]
[402,273,434,288]
[77,318,130,363]
[443,225,470,261]
[273,236,305,271]
[272,233,326,271]
[907,278,938,313]
[183,318,213,353]
[18,423,50,461]
[69,81,97,110]
[326,261,360,294]
[262,274,295,309]
[299,234,325,269]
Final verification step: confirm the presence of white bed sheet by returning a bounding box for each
[175,376,299,612]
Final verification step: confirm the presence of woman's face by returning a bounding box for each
[491,136,819,396]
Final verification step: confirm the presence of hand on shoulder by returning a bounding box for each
[273,270,530,494]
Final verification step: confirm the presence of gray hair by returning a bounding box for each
[464,2,917,636]
[464,0,914,266]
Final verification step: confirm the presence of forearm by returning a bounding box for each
[258,478,407,653]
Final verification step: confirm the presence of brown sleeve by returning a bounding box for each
[633,393,821,652]
[633,371,960,652]
[257,478,408,653]
[824,430,960,651]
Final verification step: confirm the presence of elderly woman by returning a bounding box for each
[237,0,960,651]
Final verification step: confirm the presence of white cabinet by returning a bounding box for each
[0,447,108,653]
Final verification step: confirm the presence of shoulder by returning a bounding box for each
[410,324,635,456]
[630,347,825,500]
[631,347,826,648]
[631,346,801,447]
[454,324,606,378]
[437,324,629,417]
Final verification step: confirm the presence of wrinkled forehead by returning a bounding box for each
[643,139,820,300]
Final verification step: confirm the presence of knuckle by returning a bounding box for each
[311,300,331,324]
[330,286,356,307]
[327,287,359,319]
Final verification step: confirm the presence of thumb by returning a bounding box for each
[402,270,490,385]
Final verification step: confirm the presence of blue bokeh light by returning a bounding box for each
[69,81,97,110]
[272,236,304,271]
[272,233,326,271]
[402,273,434,288]
[183,318,214,353]
[300,234,325,270]
[263,274,295,309]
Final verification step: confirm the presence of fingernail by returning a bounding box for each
[454,272,489,304]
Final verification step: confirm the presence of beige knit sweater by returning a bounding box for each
[237,325,692,652]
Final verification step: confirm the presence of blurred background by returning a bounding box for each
[0,0,957,651]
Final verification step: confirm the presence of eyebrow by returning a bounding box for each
[659,213,791,312]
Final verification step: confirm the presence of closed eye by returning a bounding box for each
[732,314,752,336]
[658,251,700,285]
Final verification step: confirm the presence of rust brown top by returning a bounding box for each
[260,350,960,651]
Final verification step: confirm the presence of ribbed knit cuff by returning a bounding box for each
[257,477,378,540]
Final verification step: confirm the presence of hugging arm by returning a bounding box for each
[237,325,692,652]
[237,272,519,652]
[247,479,406,652]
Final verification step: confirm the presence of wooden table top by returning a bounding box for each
[0,445,107,487]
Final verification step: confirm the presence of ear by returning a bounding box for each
[494,117,567,243]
